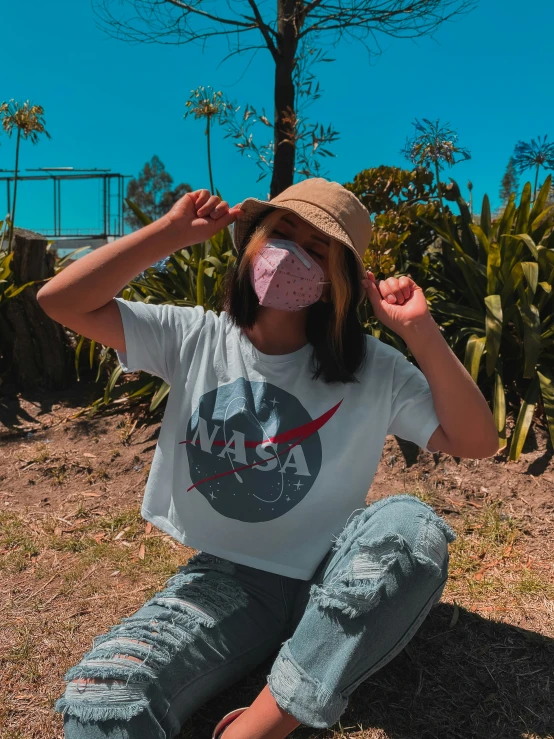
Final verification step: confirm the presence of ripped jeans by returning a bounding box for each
[55,494,456,736]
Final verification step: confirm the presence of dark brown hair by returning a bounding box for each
[222,210,367,383]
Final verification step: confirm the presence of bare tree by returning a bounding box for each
[93,0,476,197]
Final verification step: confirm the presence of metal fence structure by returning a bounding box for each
[0,167,132,245]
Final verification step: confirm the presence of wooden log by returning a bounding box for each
[4,228,71,391]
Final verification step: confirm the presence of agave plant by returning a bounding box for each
[74,198,236,415]
[419,176,554,460]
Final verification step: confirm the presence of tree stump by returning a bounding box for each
[4,228,72,391]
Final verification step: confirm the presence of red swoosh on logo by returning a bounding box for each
[180,400,342,492]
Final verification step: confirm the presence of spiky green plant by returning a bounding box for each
[419,176,554,459]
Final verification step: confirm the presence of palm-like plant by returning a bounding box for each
[512,134,554,202]
[401,118,471,212]
[0,100,51,251]
[184,86,234,194]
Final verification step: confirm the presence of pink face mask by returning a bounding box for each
[250,238,330,312]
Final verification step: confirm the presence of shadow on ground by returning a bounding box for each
[0,374,164,438]
[0,378,98,431]
[179,603,553,739]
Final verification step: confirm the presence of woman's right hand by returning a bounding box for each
[165,189,244,246]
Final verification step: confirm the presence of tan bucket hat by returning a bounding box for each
[232,178,372,281]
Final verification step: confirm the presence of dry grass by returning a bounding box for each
[0,505,192,739]
[1,495,553,739]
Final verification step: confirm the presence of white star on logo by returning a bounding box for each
[270,397,279,407]
[294,480,303,490]
[209,492,217,500]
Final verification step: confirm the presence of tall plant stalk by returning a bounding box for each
[10,128,21,251]
[433,160,443,213]
[0,99,51,252]
[206,116,214,194]
[184,86,231,195]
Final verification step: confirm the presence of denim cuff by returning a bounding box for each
[267,640,347,729]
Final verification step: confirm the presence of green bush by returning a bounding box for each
[419,176,554,459]
[346,166,455,354]
[345,165,448,276]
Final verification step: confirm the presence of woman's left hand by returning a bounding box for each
[362,271,432,337]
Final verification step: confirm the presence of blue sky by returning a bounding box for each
[3,0,553,236]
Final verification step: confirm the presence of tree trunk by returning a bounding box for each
[270,0,299,198]
[4,228,72,391]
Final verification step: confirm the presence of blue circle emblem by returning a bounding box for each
[182,379,332,522]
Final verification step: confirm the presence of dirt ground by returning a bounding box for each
[1,379,553,739]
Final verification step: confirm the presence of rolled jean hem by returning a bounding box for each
[267,640,347,729]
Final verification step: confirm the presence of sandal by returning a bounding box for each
[212,707,249,738]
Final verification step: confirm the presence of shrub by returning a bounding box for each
[419,177,554,459]
[345,165,449,275]
[346,166,455,353]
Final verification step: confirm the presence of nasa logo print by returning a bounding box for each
[180,378,341,523]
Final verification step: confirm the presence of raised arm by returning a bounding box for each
[36,191,243,352]
[364,271,498,459]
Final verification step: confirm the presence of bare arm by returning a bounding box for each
[364,272,498,459]
[37,191,243,352]
[401,317,498,458]
[37,216,181,352]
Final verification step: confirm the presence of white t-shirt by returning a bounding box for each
[115,298,440,580]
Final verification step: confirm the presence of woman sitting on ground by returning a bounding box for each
[38,177,498,739]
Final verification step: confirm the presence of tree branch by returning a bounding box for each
[165,0,254,28]
[217,43,266,68]
[93,0,268,46]
[94,0,281,60]
[299,0,327,23]
[299,0,476,39]
[246,0,279,59]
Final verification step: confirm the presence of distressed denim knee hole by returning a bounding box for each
[311,531,412,619]
[151,573,248,627]
[55,674,152,723]
[55,625,173,723]
[413,511,456,577]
